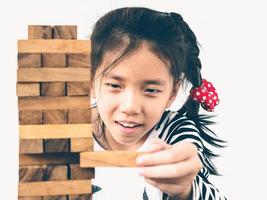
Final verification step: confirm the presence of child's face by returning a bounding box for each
[92,43,179,150]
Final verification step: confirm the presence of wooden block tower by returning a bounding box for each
[17,25,146,200]
[17,25,93,200]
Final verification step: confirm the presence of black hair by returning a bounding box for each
[90,7,226,175]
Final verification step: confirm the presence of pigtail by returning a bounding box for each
[169,12,226,175]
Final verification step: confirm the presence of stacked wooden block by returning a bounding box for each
[17,25,93,200]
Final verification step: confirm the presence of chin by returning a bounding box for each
[115,138,140,146]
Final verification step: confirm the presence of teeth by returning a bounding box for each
[119,122,138,128]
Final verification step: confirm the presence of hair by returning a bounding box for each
[90,7,225,175]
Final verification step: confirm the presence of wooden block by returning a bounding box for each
[43,110,67,124]
[17,68,90,82]
[19,197,42,200]
[17,83,40,97]
[41,82,66,96]
[53,26,77,39]
[43,165,67,181]
[68,109,91,123]
[19,110,42,125]
[67,53,90,68]
[69,164,94,180]
[44,139,70,153]
[68,194,92,200]
[18,96,90,111]
[19,165,42,182]
[43,196,67,200]
[42,53,66,67]
[18,40,90,53]
[28,25,52,39]
[18,180,92,196]
[67,82,89,96]
[19,139,43,154]
[71,138,93,152]
[19,153,79,165]
[18,53,41,68]
[80,151,146,167]
[20,124,92,139]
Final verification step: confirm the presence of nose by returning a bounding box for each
[119,89,141,115]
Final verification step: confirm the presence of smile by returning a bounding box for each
[115,121,142,134]
[116,121,141,128]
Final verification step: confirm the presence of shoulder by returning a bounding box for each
[156,110,200,145]
[156,110,198,132]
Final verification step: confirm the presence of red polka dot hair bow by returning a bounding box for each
[190,79,219,112]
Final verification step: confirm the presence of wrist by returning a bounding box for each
[170,185,192,200]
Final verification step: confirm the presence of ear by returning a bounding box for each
[166,82,180,109]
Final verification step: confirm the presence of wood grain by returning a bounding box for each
[19,196,42,200]
[53,26,77,39]
[43,165,68,181]
[43,196,67,200]
[19,110,42,125]
[68,109,91,124]
[18,40,90,53]
[42,53,66,67]
[43,110,67,124]
[44,139,70,153]
[67,53,90,68]
[19,124,92,139]
[17,83,40,97]
[69,164,94,180]
[67,82,89,96]
[80,151,146,167]
[68,194,92,200]
[19,165,42,182]
[18,180,92,196]
[70,138,93,152]
[19,139,43,154]
[18,53,41,68]
[18,96,90,110]
[28,25,52,39]
[19,153,79,165]
[17,68,90,82]
[41,82,66,96]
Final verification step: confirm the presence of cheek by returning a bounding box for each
[144,102,166,119]
[96,93,117,116]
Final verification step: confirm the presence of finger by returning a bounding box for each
[145,138,171,153]
[137,142,197,166]
[138,156,201,179]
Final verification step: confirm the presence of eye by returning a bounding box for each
[104,83,121,89]
[144,88,161,94]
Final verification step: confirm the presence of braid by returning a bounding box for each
[169,12,226,175]
[169,12,202,118]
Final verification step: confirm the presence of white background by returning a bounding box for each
[0,0,266,199]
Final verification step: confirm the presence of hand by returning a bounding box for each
[136,139,202,200]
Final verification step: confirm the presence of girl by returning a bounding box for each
[90,7,226,200]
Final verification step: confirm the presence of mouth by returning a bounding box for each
[115,120,142,134]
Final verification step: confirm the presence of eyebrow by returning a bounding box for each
[105,74,166,86]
